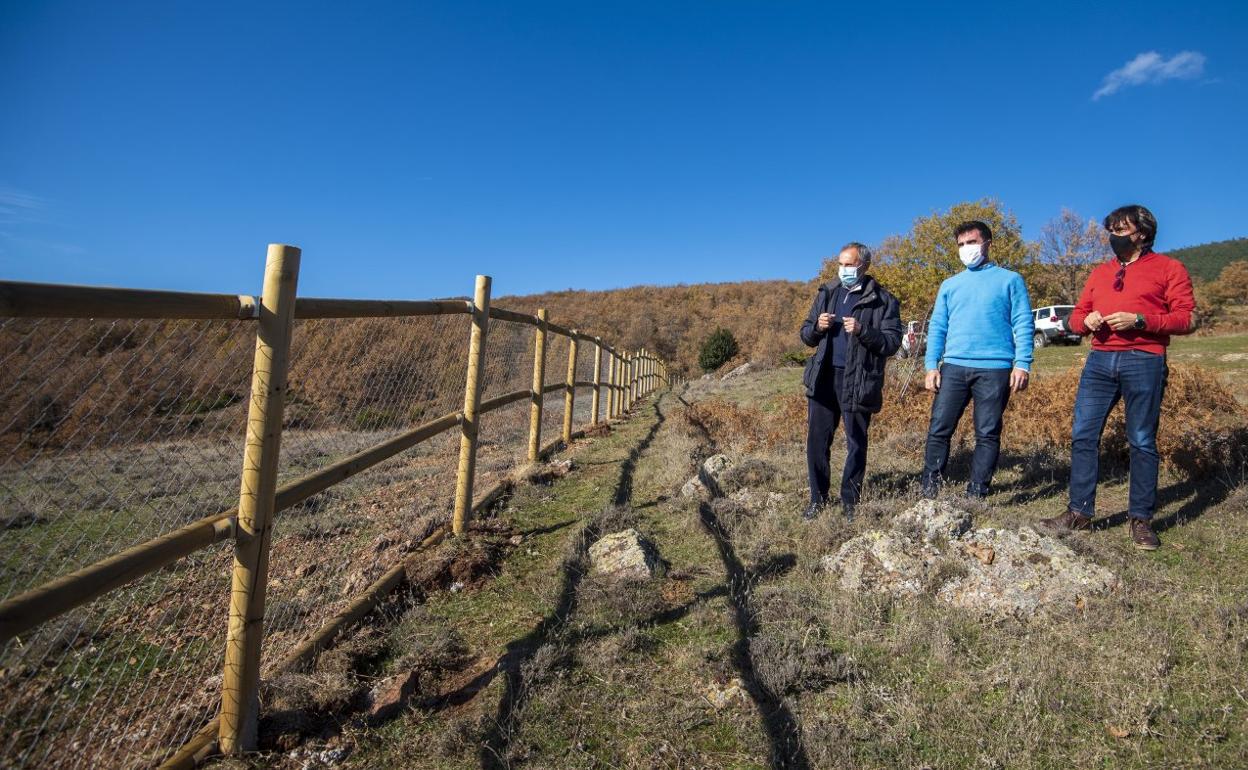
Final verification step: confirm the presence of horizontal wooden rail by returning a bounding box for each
[273,524,451,675]
[478,388,533,415]
[486,307,539,326]
[294,298,470,318]
[160,719,221,770]
[0,513,237,643]
[273,411,462,512]
[0,410,466,643]
[478,383,576,415]
[546,321,575,338]
[0,281,258,320]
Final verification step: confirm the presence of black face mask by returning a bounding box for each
[1109,233,1137,259]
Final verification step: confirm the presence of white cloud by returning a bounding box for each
[1093,50,1207,100]
[0,185,46,226]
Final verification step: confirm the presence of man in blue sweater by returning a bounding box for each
[921,220,1033,499]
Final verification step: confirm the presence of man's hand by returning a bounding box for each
[1104,311,1137,331]
[816,312,833,332]
[1010,367,1029,392]
[843,316,860,336]
[925,369,941,392]
[1084,310,1104,331]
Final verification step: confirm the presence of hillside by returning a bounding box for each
[1168,237,1248,281]
[496,279,815,376]
[217,364,1248,769]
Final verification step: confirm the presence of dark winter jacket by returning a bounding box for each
[799,275,903,413]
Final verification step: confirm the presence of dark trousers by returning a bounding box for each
[1069,349,1167,521]
[806,367,871,506]
[921,363,1012,496]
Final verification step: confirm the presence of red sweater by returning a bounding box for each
[1069,251,1196,354]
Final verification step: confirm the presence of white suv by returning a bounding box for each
[1032,305,1081,348]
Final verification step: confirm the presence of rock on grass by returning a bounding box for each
[588,529,661,580]
[821,501,1117,619]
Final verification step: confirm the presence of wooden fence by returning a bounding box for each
[0,244,670,767]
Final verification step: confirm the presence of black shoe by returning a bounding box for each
[920,484,938,500]
[842,503,856,522]
[802,501,823,521]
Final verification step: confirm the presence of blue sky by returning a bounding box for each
[2,0,1245,299]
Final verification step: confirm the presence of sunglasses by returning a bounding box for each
[1113,263,1126,292]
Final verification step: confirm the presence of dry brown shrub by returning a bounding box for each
[682,398,803,451]
[695,363,1248,480]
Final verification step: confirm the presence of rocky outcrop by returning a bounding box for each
[821,501,1117,619]
[680,454,733,499]
[589,529,661,580]
[367,670,420,720]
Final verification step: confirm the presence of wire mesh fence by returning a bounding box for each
[258,314,472,680]
[0,316,254,768]
[0,274,665,769]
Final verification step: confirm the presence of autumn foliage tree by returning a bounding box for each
[820,199,1036,321]
[1032,208,1110,305]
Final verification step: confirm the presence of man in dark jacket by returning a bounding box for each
[799,242,903,519]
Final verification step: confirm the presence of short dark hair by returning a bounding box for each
[1103,205,1157,249]
[954,220,992,242]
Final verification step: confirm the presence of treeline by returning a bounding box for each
[1169,237,1248,282]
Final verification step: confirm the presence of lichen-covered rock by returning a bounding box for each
[821,501,1117,619]
[940,527,1117,618]
[680,454,734,499]
[589,529,660,580]
[703,677,749,709]
[727,488,790,514]
[822,529,937,596]
[721,362,753,380]
[680,476,705,499]
[892,498,972,541]
[698,454,733,496]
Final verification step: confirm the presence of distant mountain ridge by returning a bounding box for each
[1166,237,1248,281]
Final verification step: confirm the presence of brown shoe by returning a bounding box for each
[1039,509,1093,533]
[1130,518,1160,551]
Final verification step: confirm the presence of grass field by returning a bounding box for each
[201,354,1247,769]
[1033,332,1248,383]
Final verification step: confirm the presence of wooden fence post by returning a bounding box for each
[590,338,602,425]
[219,244,301,754]
[606,351,616,420]
[629,352,637,408]
[618,351,626,414]
[453,275,491,536]
[562,333,578,444]
[527,308,548,463]
[615,351,623,414]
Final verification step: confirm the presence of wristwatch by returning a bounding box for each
[1133,314,1146,330]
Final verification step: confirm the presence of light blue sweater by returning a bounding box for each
[924,262,1033,371]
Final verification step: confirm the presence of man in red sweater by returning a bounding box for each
[1040,204,1195,550]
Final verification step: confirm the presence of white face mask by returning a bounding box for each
[958,243,986,268]
[838,265,860,287]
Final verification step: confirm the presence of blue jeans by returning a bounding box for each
[1069,349,1168,521]
[922,364,1012,496]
